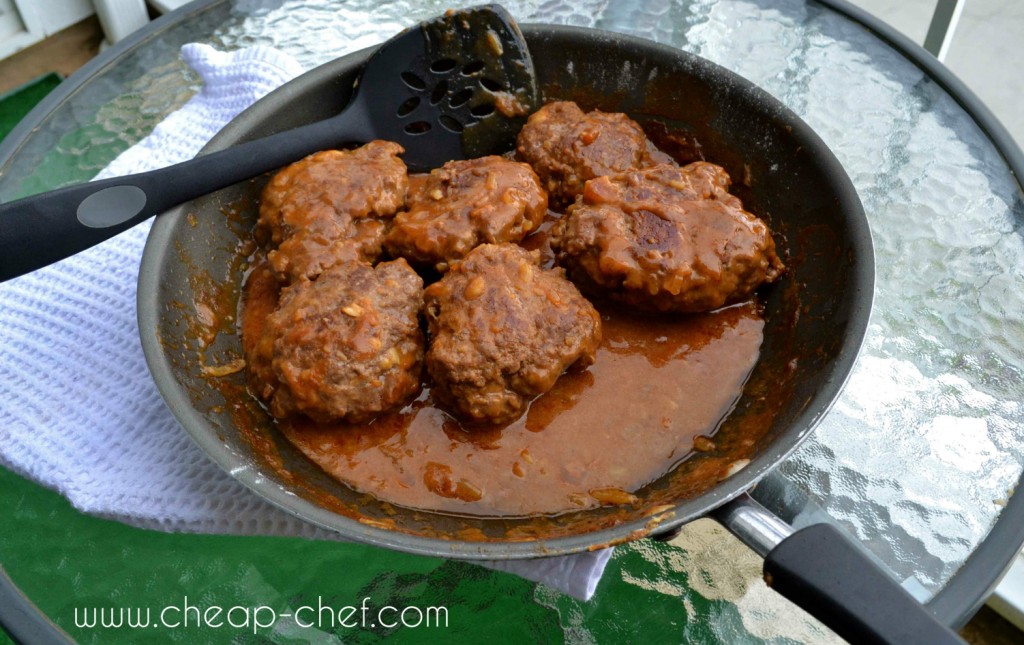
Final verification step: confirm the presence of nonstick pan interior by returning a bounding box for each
[138,24,872,559]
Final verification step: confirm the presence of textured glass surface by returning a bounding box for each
[0,5,232,197]
[1,0,1022,642]
[679,0,1024,593]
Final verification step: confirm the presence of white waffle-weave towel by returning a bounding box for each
[0,43,612,601]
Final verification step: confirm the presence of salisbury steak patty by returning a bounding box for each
[257,141,408,283]
[385,156,547,271]
[262,259,424,422]
[515,101,670,206]
[424,244,602,425]
[550,162,784,312]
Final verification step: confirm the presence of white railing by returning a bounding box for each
[923,0,967,61]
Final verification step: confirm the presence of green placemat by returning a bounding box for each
[0,73,63,144]
[0,463,794,644]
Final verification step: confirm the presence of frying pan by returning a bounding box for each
[138,24,957,644]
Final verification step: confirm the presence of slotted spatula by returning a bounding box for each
[0,4,537,282]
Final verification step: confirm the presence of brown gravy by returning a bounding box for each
[241,258,763,517]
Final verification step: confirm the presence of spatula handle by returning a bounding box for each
[0,110,370,282]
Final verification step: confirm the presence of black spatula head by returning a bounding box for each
[354,4,538,171]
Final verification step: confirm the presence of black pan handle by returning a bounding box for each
[0,108,372,283]
[711,493,964,645]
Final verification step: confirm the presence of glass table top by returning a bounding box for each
[1,0,1022,642]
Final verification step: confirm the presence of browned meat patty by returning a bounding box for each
[550,162,785,312]
[241,260,283,402]
[515,101,670,207]
[256,141,408,283]
[259,259,424,423]
[424,244,602,425]
[384,156,548,271]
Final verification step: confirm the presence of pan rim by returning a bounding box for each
[138,23,874,560]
